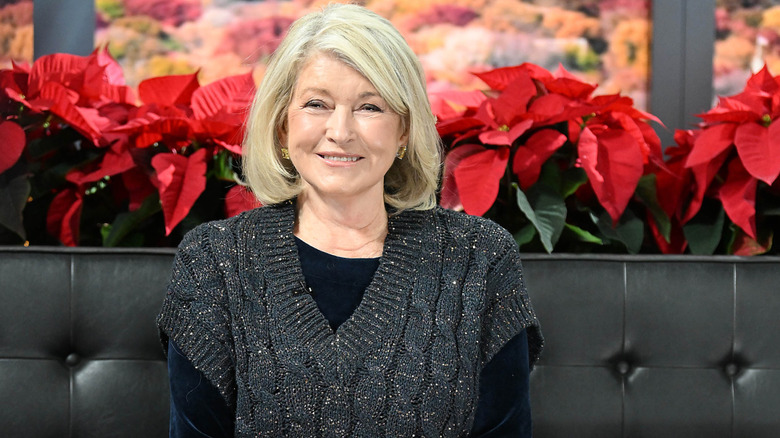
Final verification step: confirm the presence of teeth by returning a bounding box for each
[323,155,359,162]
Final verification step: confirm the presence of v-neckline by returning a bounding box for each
[256,201,431,379]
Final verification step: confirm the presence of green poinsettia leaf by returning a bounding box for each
[564,223,603,244]
[0,171,31,240]
[725,222,773,255]
[513,224,536,247]
[537,160,562,192]
[561,167,588,199]
[536,161,588,199]
[102,194,161,247]
[591,209,644,254]
[683,200,726,255]
[213,150,239,182]
[100,223,111,241]
[515,183,567,253]
[635,174,671,242]
[27,136,63,160]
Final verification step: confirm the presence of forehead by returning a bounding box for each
[293,53,378,95]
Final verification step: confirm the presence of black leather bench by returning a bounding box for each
[2,247,779,437]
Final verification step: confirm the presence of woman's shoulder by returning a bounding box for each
[177,203,289,255]
[430,207,515,249]
[184,203,288,238]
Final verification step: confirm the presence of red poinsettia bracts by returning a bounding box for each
[0,50,258,246]
[434,63,663,224]
[151,148,209,235]
[191,72,256,154]
[113,72,201,150]
[0,121,26,174]
[225,185,262,218]
[0,49,137,244]
[6,49,134,146]
[110,71,256,234]
[658,66,780,254]
[4,50,777,255]
[650,67,780,255]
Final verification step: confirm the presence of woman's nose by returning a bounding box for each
[325,106,354,144]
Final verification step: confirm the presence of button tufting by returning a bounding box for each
[65,353,80,366]
[616,360,630,375]
[725,363,739,377]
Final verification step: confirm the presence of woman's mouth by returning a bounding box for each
[319,154,361,162]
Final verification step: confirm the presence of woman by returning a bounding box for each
[158,4,543,437]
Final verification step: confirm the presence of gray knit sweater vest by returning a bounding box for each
[157,202,543,437]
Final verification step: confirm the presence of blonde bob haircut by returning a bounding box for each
[242,3,441,211]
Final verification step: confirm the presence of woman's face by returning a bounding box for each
[281,53,408,203]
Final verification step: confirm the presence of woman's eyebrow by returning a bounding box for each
[297,88,381,100]
[298,87,330,97]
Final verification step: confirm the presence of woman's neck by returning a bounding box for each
[294,191,388,258]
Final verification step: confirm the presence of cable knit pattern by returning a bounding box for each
[157,201,543,437]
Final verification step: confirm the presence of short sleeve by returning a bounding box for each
[471,330,532,437]
[157,225,237,406]
[168,340,235,437]
[480,232,543,369]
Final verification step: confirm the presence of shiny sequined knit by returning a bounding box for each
[157,201,543,438]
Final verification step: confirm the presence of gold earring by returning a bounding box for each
[281,148,290,159]
[396,145,407,160]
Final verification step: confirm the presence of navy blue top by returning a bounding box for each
[167,237,531,437]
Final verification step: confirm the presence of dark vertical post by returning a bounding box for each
[33,0,95,59]
[650,0,715,149]
[650,0,686,149]
[683,0,715,130]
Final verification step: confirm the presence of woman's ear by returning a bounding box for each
[398,124,409,149]
[277,119,288,146]
[399,133,409,148]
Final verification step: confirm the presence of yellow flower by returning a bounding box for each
[762,6,780,31]
[147,55,196,78]
[96,0,124,20]
[480,0,540,33]
[541,8,600,39]
[8,24,33,62]
[607,18,649,72]
[714,34,755,72]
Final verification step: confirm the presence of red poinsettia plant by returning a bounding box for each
[653,66,780,255]
[3,51,778,254]
[431,64,668,253]
[0,49,258,247]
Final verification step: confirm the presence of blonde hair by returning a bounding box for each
[242,3,441,211]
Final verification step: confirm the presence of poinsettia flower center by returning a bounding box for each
[499,124,509,132]
[581,112,597,125]
[761,114,772,127]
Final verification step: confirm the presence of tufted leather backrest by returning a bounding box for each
[1,248,779,438]
[523,254,780,438]
[0,247,175,438]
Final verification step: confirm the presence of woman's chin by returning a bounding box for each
[301,183,383,202]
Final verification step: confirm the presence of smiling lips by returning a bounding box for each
[318,154,362,163]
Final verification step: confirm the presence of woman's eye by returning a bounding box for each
[304,100,325,109]
[361,104,382,112]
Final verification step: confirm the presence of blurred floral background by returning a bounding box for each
[0,0,33,69]
[714,0,780,97]
[7,1,780,114]
[94,0,652,108]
